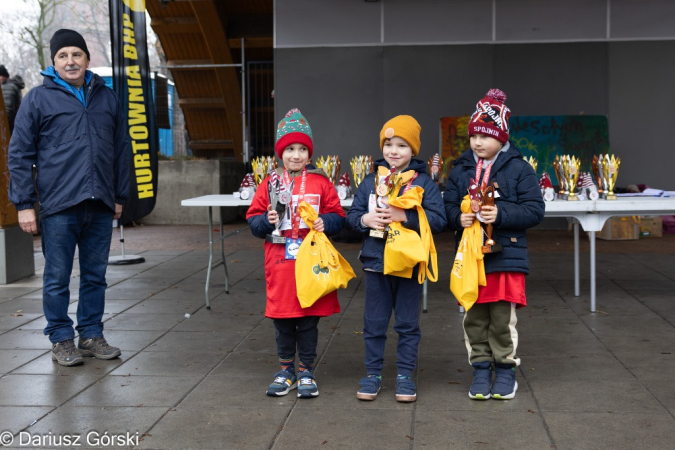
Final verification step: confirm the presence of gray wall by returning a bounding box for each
[275,41,675,189]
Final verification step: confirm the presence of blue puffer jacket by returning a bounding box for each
[346,158,447,272]
[8,67,130,218]
[443,143,545,274]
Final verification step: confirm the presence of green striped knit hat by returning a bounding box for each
[275,108,314,158]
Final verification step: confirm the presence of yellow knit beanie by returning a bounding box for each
[379,115,421,156]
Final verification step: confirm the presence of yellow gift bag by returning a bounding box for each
[384,186,438,284]
[295,202,356,308]
[450,195,486,310]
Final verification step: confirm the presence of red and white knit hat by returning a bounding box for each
[468,89,511,144]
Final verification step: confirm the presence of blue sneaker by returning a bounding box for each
[297,371,319,398]
[266,370,297,396]
[491,364,518,400]
[356,375,381,401]
[395,375,417,402]
[469,361,492,400]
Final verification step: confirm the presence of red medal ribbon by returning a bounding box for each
[402,172,419,194]
[284,168,307,239]
[475,158,494,189]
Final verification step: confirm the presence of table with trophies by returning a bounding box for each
[183,153,675,313]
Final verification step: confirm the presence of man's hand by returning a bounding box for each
[114,203,123,220]
[18,209,38,234]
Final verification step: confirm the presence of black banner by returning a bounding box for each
[109,0,158,224]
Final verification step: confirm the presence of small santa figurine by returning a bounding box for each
[238,173,257,200]
[539,173,556,201]
[336,172,352,200]
[576,172,598,200]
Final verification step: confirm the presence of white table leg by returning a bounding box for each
[205,206,215,309]
[574,222,580,297]
[590,230,596,312]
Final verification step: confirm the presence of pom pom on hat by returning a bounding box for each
[275,108,314,159]
[379,115,421,156]
[468,88,511,144]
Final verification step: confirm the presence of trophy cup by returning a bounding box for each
[350,155,373,189]
[370,167,396,239]
[552,155,568,200]
[602,154,620,200]
[478,183,503,254]
[265,170,289,244]
[251,156,277,186]
[315,156,340,185]
[592,155,606,198]
[563,155,581,201]
[523,156,538,174]
[427,153,444,185]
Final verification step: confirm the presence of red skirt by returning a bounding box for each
[476,272,527,308]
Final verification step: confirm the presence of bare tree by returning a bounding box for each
[17,0,66,70]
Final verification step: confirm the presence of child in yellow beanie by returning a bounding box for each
[346,115,447,402]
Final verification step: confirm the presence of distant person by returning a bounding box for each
[8,29,130,366]
[443,89,545,400]
[246,108,345,398]
[0,64,25,133]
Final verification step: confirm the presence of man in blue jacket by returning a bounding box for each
[8,29,130,366]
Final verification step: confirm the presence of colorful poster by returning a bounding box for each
[109,0,158,223]
[440,115,609,181]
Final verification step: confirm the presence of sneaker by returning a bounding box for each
[78,337,121,360]
[52,339,84,366]
[297,371,319,398]
[266,370,297,396]
[356,375,381,401]
[469,361,492,400]
[395,375,417,402]
[491,363,518,400]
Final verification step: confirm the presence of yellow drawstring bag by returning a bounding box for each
[450,194,486,310]
[384,186,438,284]
[295,201,356,308]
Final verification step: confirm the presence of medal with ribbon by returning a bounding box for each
[283,167,307,259]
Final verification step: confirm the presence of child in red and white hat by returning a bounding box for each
[444,90,545,400]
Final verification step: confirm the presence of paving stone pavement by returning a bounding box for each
[2,223,675,449]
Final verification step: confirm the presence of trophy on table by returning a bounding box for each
[562,155,581,201]
[523,156,538,174]
[251,156,277,186]
[469,179,502,254]
[315,155,341,186]
[427,153,444,185]
[592,155,606,198]
[552,155,568,200]
[350,155,373,189]
[601,154,621,200]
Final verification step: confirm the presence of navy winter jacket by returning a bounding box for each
[8,68,130,218]
[346,158,447,272]
[443,144,545,274]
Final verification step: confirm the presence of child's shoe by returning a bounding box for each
[468,361,492,400]
[266,369,297,396]
[491,363,518,400]
[395,375,417,402]
[297,371,319,398]
[356,375,381,401]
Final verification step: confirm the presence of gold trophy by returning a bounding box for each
[370,167,398,239]
[552,155,568,200]
[427,153,444,185]
[315,155,341,185]
[523,156,538,174]
[602,154,620,200]
[251,156,277,186]
[563,155,581,201]
[350,155,374,189]
[592,155,606,198]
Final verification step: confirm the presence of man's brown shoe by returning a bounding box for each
[78,337,121,360]
[52,339,84,366]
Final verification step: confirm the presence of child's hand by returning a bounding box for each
[480,205,498,224]
[362,208,392,230]
[313,217,324,232]
[387,205,407,223]
[267,204,279,224]
[460,213,476,228]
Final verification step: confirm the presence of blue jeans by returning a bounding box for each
[40,200,114,344]
[363,271,423,377]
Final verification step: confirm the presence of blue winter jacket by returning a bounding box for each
[346,158,447,272]
[8,67,130,218]
[443,144,545,274]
